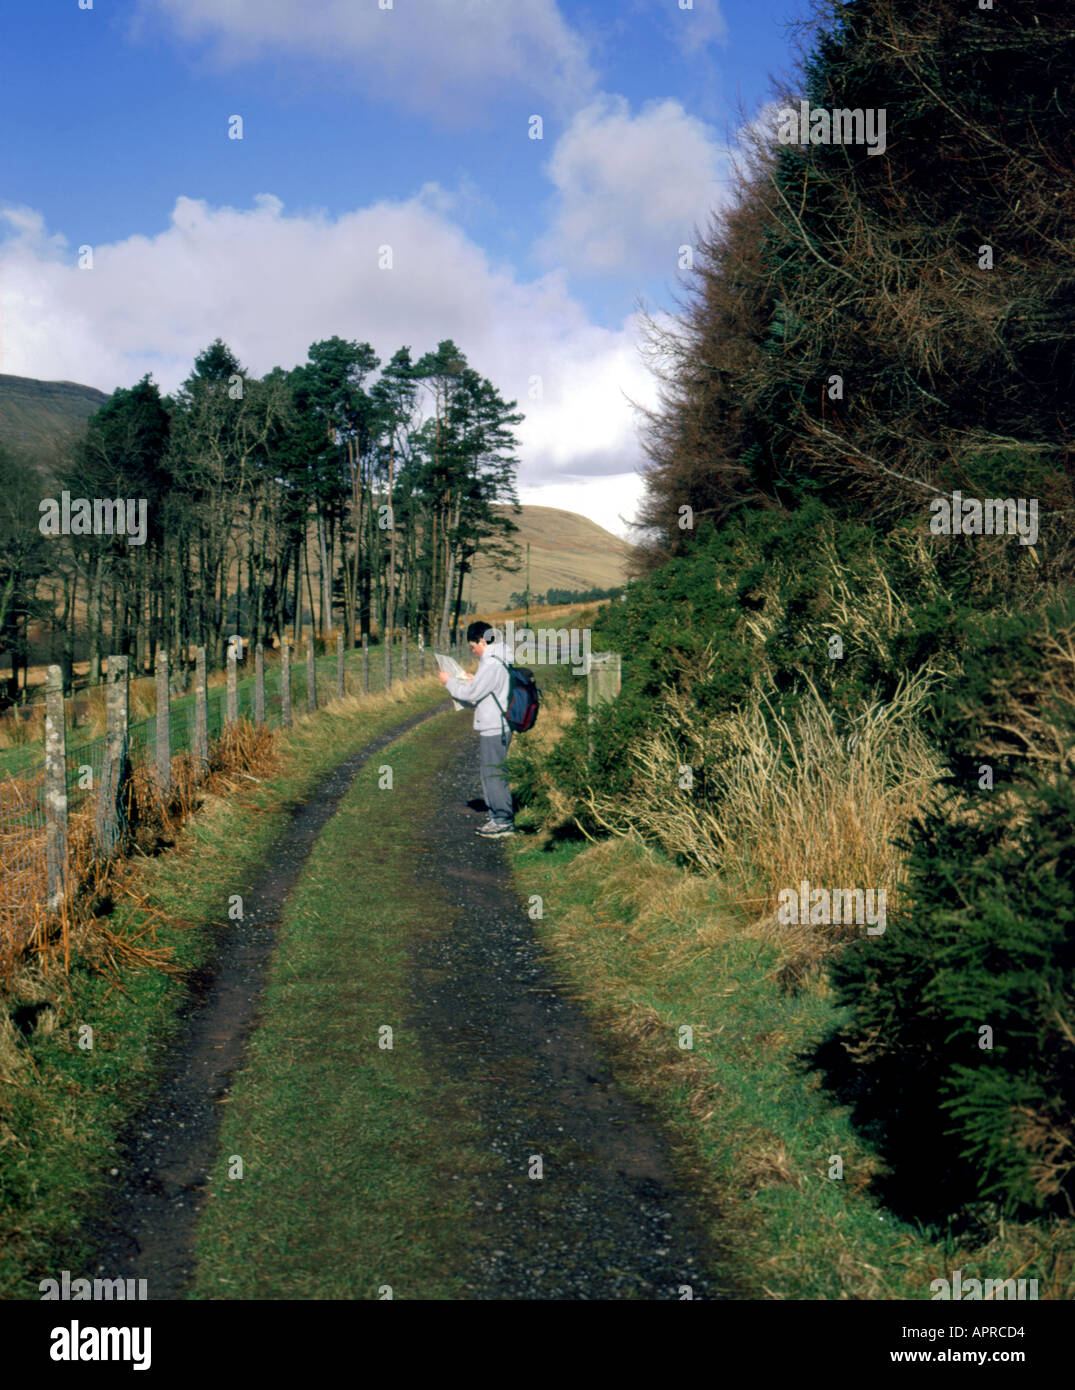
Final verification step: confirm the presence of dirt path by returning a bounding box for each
[78,706,732,1300]
[78,705,444,1298]
[406,719,735,1299]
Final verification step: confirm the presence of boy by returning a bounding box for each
[438,620,515,837]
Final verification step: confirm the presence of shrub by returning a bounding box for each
[815,596,1075,1218]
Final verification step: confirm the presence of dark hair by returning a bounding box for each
[466,620,498,645]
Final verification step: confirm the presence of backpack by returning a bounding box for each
[488,656,541,732]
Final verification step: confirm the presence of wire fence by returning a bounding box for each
[0,634,462,975]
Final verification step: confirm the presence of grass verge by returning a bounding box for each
[0,678,447,1299]
[506,830,1075,1300]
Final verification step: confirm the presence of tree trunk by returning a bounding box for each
[438,493,463,647]
[318,508,331,633]
[303,528,317,646]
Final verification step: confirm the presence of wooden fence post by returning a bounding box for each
[307,633,317,713]
[44,665,68,910]
[419,631,425,677]
[362,632,369,695]
[337,631,345,699]
[384,630,392,690]
[95,654,131,858]
[254,642,265,727]
[194,647,209,778]
[402,630,408,681]
[586,651,622,758]
[281,637,292,728]
[155,648,171,796]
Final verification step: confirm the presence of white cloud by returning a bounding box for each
[0,191,655,533]
[137,0,594,123]
[664,0,728,56]
[539,95,730,275]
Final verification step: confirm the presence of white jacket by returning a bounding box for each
[445,640,513,735]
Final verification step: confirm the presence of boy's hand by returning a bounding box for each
[437,670,451,685]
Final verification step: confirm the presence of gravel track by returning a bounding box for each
[406,717,735,1300]
[75,705,732,1300]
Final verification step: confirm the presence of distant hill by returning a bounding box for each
[0,373,109,468]
[467,505,635,612]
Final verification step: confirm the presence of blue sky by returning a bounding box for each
[0,0,811,536]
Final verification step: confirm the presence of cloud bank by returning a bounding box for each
[138,0,595,124]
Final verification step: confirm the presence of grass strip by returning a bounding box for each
[187,710,487,1299]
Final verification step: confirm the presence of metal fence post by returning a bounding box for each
[255,642,265,727]
[44,665,68,910]
[194,647,209,779]
[337,631,345,699]
[95,654,131,858]
[362,632,369,695]
[307,633,317,713]
[281,637,292,728]
[156,648,171,796]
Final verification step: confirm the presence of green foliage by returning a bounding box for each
[540,503,961,828]
[816,596,1075,1217]
[508,585,624,608]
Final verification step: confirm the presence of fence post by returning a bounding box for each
[281,637,292,728]
[194,647,209,779]
[384,629,392,691]
[402,630,408,682]
[419,631,425,677]
[44,665,68,910]
[337,631,345,699]
[586,651,622,758]
[155,648,171,796]
[362,632,369,694]
[226,640,239,728]
[307,633,317,713]
[254,642,265,728]
[95,654,131,858]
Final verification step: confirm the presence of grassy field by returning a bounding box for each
[0,641,442,778]
[0,678,446,1299]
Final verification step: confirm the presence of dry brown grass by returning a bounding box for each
[581,669,943,942]
[0,719,279,991]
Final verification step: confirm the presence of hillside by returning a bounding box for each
[0,373,109,467]
[466,505,634,611]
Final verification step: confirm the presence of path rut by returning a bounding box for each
[77,706,443,1298]
[406,718,734,1299]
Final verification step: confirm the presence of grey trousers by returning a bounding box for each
[479,727,514,824]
